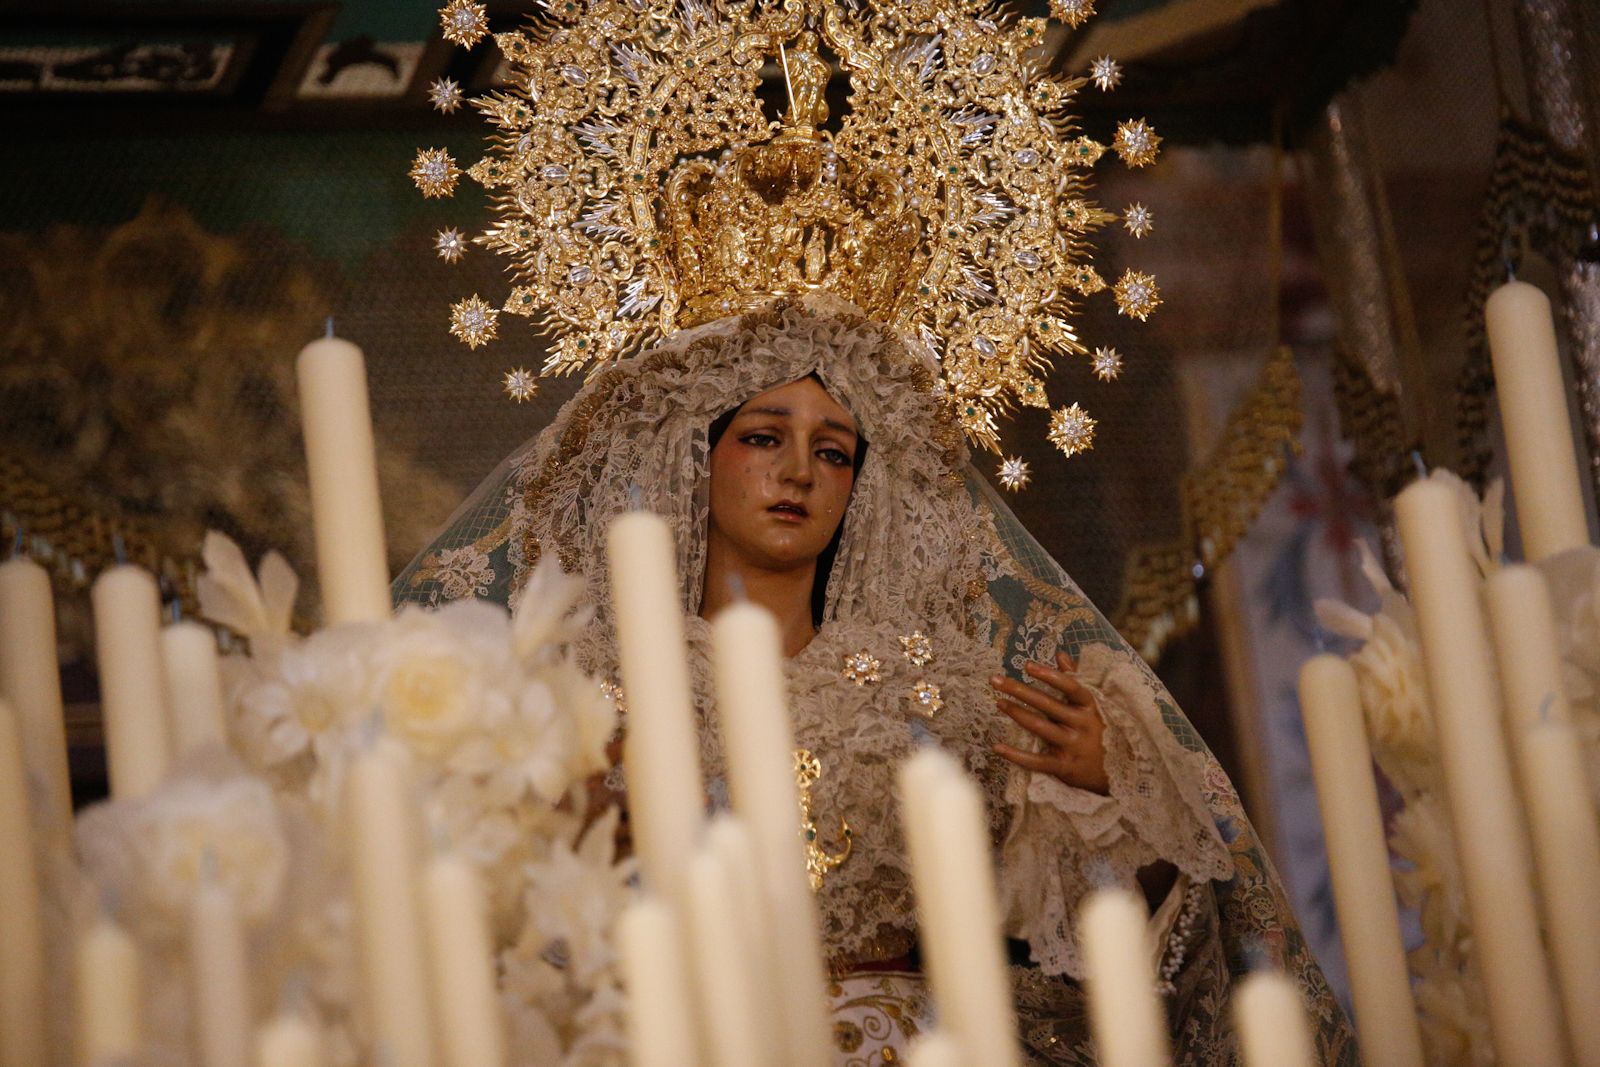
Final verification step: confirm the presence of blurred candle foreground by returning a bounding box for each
[0,557,72,841]
[422,853,506,1067]
[189,868,252,1067]
[1485,280,1591,561]
[617,896,698,1067]
[161,621,228,759]
[899,749,1019,1067]
[906,1033,964,1067]
[705,816,782,1054]
[295,334,392,626]
[1079,888,1169,1067]
[1486,565,1600,1067]
[1233,970,1315,1067]
[346,738,436,1067]
[1297,655,1424,1067]
[255,1013,326,1067]
[93,565,172,799]
[684,840,765,1067]
[605,512,705,906]
[0,701,45,1067]
[710,601,833,1067]
[1395,477,1567,1066]
[76,917,142,1065]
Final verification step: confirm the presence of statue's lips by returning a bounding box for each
[768,502,809,522]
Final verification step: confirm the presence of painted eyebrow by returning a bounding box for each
[737,405,858,439]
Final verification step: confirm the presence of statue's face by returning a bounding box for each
[707,376,859,572]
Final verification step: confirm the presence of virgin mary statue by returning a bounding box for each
[395,1,1358,1061]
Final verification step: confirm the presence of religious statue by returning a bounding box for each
[782,31,831,134]
[403,0,1360,1060]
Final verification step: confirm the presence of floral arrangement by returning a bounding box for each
[73,531,631,1066]
[1315,470,1600,1065]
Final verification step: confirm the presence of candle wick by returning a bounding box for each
[325,317,335,339]
[1504,258,1517,283]
[112,533,128,566]
[628,484,643,511]
[727,573,748,602]
[1409,450,1428,481]
[1538,692,1555,724]
[1312,626,1328,654]
[8,527,21,560]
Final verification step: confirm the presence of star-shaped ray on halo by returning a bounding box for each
[1122,203,1154,238]
[1112,119,1162,168]
[1047,404,1096,457]
[1113,270,1161,320]
[450,295,499,348]
[410,147,461,198]
[434,228,466,263]
[1053,0,1096,28]
[1089,56,1122,92]
[997,456,1032,491]
[1091,347,1123,381]
[428,76,463,113]
[439,0,490,48]
[502,367,539,402]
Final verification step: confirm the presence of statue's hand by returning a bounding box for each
[990,653,1110,795]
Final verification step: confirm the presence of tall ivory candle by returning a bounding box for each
[898,749,1019,1067]
[1296,655,1424,1067]
[1485,280,1591,560]
[296,335,391,626]
[189,868,252,1067]
[0,702,45,1067]
[684,843,765,1067]
[709,602,832,1067]
[255,1013,326,1067]
[161,621,228,758]
[1395,477,1567,1066]
[704,816,782,1055]
[92,565,171,799]
[76,917,141,1065]
[617,896,698,1067]
[0,557,71,837]
[1234,970,1315,1067]
[1486,565,1600,1067]
[421,854,506,1067]
[906,1033,964,1067]
[346,738,436,1067]
[1079,888,1169,1067]
[605,512,705,904]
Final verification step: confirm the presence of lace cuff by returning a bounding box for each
[997,640,1232,979]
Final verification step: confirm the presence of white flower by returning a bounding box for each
[513,552,593,661]
[132,775,290,927]
[234,623,375,769]
[196,529,298,653]
[520,809,635,987]
[371,601,516,760]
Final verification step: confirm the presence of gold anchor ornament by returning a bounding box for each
[795,748,853,890]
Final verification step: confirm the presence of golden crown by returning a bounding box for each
[415,0,1162,484]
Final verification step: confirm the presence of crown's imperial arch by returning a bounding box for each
[416,0,1163,482]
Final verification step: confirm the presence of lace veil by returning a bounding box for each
[394,296,1356,1060]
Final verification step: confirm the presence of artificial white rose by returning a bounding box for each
[131,774,290,927]
[370,601,516,760]
[235,623,375,769]
[520,808,635,988]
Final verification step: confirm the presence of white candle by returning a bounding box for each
[75,917,142,1066]
[1079,888,1169,1067]
[0,701,45,1067]
[421,854,506,1067]
[605,512,705,906]
[189,868,252,1067]
[1395,477,1567,1066]
[1486,565,1600,1067]
[683,843,765,1067]
[1485,280,1590,561]
[92,565,171,799]
[617,896,698,1067]
[1233,970,1315,1067]
[296,335,391,626]
[346,739,436,1067]
[709,602,832,1067]
[1296,655,1424,1067]
[906,1033,964,1067]
[161,621,228,759]
[897,749,1019,1067]
[704,816,782,1055]
[255,1013,326,1067]
[0,557,72,840]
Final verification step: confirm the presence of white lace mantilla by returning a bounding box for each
[485,297,1233,975]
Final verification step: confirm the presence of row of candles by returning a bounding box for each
[1299,279,1600,1067]
[0,329,1332,1064]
